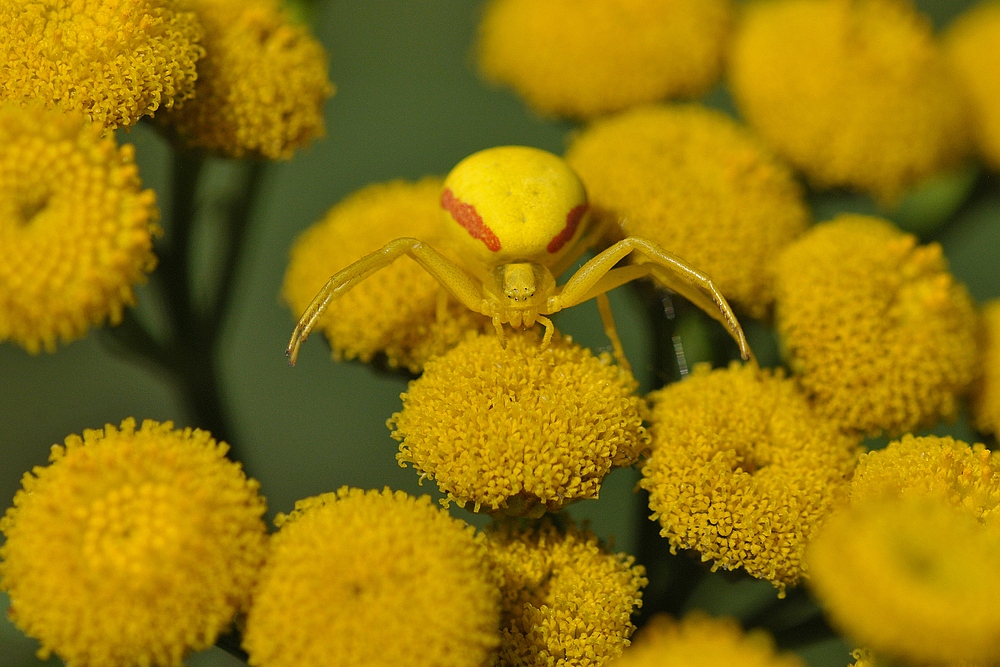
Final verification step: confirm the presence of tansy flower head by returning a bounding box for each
[639,362,859,593]
[242,487,500,667]
[477,0,732,119]
[0,0,202,130]
[486,516,646,666]
[389,329,649,517]
[850,434,1000,526]
[729,0,970,203]
[773,214,977,437]
[565,104,809,318]
[0,104,160,354]
[807,498,1000,665]
[609,612,806,667]
[973,299,1000,437]
[163,0,333,159]
[282,178,488,373]
[0,418,268,667]
[945,1,1000,170]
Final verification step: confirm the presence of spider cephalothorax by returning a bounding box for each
[288,145,751,366]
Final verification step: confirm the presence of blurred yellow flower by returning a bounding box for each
[565,104,809,318]
[945,1,1000,170]
[973,300,1000,437]
[389,329,649,516]
[850,434,1000,526]
[164,0,332,159]
[0,0,203,129]
[773,214,977,437]
[243,487,500,667]
[477,0,732,119]
[282,178,488,373]
[609,612,806,667]
[486,517,646,667]
[729,0,970,203]
[639,362,859,593]
[0,418,267,667]
[0,104,160,354]
[807,498,1000,665]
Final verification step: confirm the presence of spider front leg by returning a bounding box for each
[549,237,754,362]
[287,237,485,365]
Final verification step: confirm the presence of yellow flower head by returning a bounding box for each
[243,487,500,667]
[850,434,1000,526]
[163,0,332,159]
[807,498,1000,665]
[973,299,1000,437]
[610,612,806,667]
[565,104,809,318]
[0,0,203,130]
[773,215,977,437]
[0,418,268,667]
[283,178,489,373]
[389,329,649,516]
[639,362,859,593]
[729,0,970,203]
[477,0,733,119]
[0,104,160,354]
[486,516,646,666]
[945,1,1000,170]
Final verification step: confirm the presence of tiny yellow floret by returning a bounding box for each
[850,434,1000,527]
[0,0,203,129]
[283,178,488,373]
[807,498,1000,665]
[0,418,268,667]
[640,362,859,593]
[729,0,970,203]
[0,104,160,354]
[945,1,1000,170]
[973,300,1000,437]
[243,487,500,667]
[609,612,806,667]
[566,104,809,318]
[477,0,733,119]
[486,517,646,667]
[773,214,977,437]
[164,0,333,159]
[389,329,649,516]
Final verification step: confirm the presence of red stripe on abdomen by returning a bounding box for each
[441,188,501,252]
[547,204,587,253]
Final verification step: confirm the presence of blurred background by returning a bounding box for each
[1,0,996,665]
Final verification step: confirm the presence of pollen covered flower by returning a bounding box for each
[945,1,1000,170]
[610,612,806,667]
[566,104,809,318]
[163,0,332,159]
[0,104,159,354]
[243,487,500,667]
[0,0,202,129]
[639,362,859,593]
[773,215,978,436]
[477,0,732,119]
[486,517,646,667]
[729,0,970,202]
[389,329,649,516]
[0,418,267,667]
[973,300,1000,437]
[850,434,1000,526]
[807,498,1000,665]
[283,178,488,373]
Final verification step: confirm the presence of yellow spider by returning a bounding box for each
[287,145,752,367]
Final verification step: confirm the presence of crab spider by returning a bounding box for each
[287,146,752,367]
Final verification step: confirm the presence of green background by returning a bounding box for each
[1,0,996,665]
